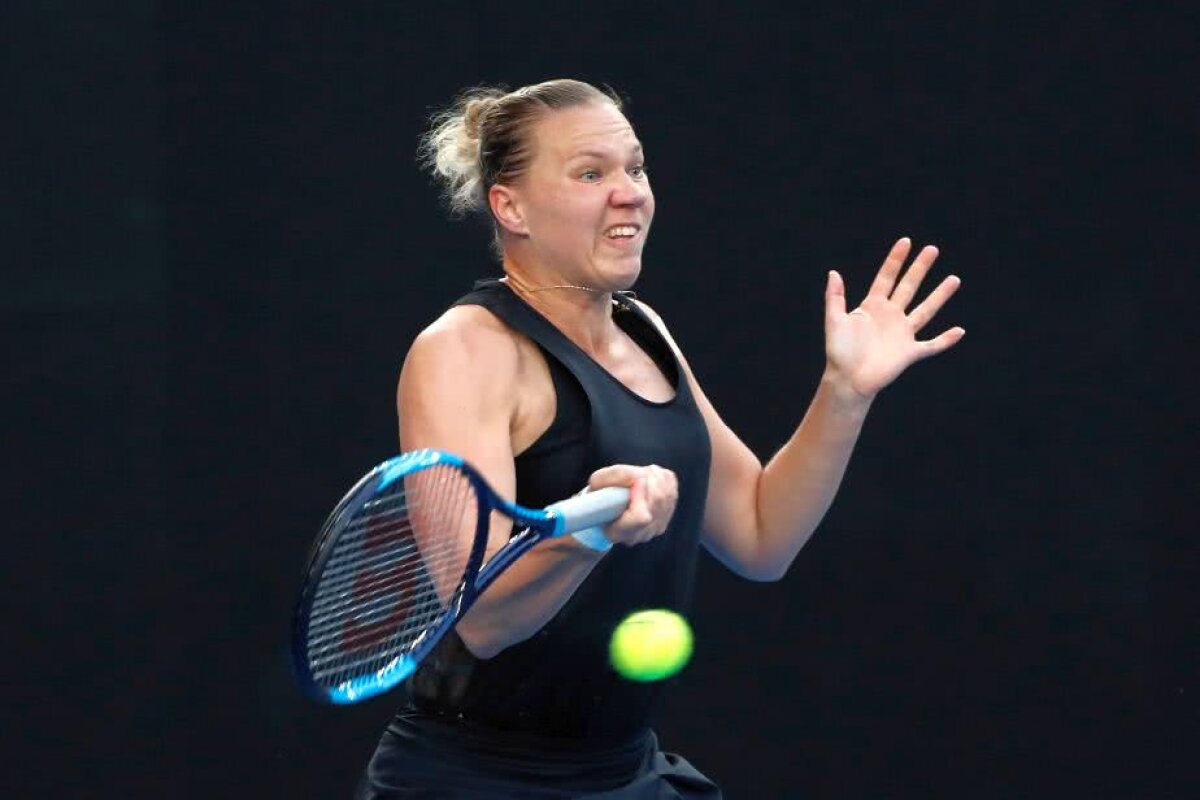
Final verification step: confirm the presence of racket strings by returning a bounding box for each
[307,519,454,645]
[310,495,473,600]
[303,464,478,689]
[311,499,471,605]
[309,564,451,678]
[307,582,444,643]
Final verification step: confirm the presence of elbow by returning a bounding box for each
[456,616,536,660]
[741,560,790,583]
[459,634,500,660]
[457,621,505,660]
[740,524,815,582]
[714,547,791,582]
[737,534,799,581]
[707,533,793,582]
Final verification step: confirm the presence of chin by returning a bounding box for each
[609,265,641,292]
[605,255,643,291]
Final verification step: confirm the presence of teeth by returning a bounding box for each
[605,226,638,238]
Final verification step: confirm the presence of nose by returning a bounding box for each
[610,171,650,208]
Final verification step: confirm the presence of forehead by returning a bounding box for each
[531,102,641,160]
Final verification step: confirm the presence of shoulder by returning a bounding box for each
[401,304,523,396]
[410,303,520,365]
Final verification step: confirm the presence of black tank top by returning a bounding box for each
[404,280,712,742]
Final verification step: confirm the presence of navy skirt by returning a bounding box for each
[354,712,723,799]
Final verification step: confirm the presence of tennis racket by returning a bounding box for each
[291,448,630,705]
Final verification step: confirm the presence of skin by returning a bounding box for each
[398,100,964,658]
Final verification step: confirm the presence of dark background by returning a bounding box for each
[5,2,1192,797]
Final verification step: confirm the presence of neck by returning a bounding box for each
[500,256,623,355]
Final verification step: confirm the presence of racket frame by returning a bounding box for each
[291,449,621,705]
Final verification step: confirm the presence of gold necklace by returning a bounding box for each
[501,273,602,294]
[499,273,638,306]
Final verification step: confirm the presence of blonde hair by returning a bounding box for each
[420,79,623,218]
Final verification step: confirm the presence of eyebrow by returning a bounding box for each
[567,144,644,161]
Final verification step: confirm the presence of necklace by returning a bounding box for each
[501,273,601,294]
[499,273,638,306]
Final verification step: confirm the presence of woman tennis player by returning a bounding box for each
[354,78,963,799]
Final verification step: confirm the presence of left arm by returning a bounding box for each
[643,237,964,581]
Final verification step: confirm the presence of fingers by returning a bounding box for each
[625,465,676,543]
[587,464,678,546]
[624,474,654,533]
[917,326,966,359]
[907,274,961,332]
[866,237,912,300]
[588,463,644,492]
[890,245,939,309]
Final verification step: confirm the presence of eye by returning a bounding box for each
[628,164,647,179]
[579,169,602,182]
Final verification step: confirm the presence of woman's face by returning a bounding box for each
[505,101,654,290]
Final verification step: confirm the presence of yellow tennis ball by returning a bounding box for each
[609,609,694,682]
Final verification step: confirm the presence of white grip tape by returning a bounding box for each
[570,526,614,553]
[545,485,629,553]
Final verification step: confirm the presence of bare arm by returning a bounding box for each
[639,238,963,581]
[636,304,865,580]
[694,363,873,581]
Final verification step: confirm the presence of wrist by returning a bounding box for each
[820,366,876,414]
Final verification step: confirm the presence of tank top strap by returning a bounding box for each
[453,280,584,373]
[609,291,681,392]
[454,280,679,394]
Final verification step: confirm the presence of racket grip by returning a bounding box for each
[547,486,630,535]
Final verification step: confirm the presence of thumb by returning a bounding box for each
[825,270,847,321]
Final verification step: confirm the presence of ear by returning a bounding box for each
[488,184,529,237]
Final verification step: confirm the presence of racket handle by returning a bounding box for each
[546,486,630,535]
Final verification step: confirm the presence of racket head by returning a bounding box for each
[291,449,490,704]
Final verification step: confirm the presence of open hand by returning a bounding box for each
[825,237,964,399]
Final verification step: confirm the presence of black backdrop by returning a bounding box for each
[6,2,1192,797]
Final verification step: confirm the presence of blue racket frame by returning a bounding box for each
[291,449,627,705]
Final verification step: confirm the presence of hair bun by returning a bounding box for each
[419,87,506,215]
[462,94,500,142]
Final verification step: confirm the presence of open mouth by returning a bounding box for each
[603,224,641,240]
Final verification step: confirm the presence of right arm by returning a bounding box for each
[397,307,674,659]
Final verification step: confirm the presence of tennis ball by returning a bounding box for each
[609,609,694,682]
